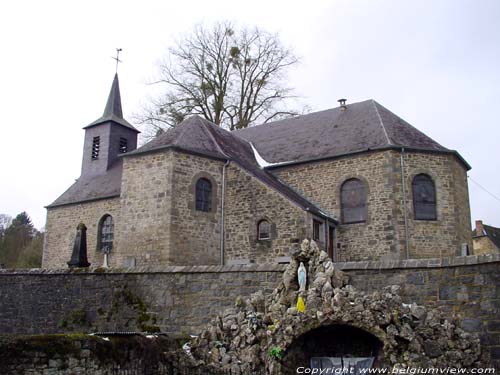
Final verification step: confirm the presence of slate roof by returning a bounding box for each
[234,99,470,169]
[48,74,136,208]
[84,74,139,133]
[126,116,227,160]
[48,99,469,211]
[472,224,500,249]
[47,160,123,207]
[128,116,335,220]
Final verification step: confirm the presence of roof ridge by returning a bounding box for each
[198,118,230,159]
[371,100,392,146]
[171,118,191,147]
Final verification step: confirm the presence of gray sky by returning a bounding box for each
[0,0,499,230]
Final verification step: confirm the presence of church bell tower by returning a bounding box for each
[81,74,139,176]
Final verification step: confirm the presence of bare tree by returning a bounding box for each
[137,22,303,136]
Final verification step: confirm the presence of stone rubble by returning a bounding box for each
[189,240,487,374]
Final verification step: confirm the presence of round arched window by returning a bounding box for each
[195,178,212,212]
[98,215,114,252]
[341,178,367,224]
[257,220,271,240]
[412,174,437,220]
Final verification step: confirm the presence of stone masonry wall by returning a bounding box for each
[397,152,472,258]
[43,198,121,269]
[116,151,174,267]
[1,256,498,367]
[0,265,283,336]
[169,152,225,265]
[0,335,204,375]
[273,150,472,261]
[336,254,500,368]
[274,151,400,261]
[224,163,310,264]
[474,236,499,255]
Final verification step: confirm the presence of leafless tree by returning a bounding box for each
[137,22,304,136]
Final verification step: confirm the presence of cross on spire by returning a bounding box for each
[112,48,122,73]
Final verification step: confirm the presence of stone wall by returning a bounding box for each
[169,152,224,265]
[274,151,401,261]
[473,236,499,255]
[0,265,283,336]
[0,334,207,375]
[224,163,310,264]
[43,198,121,269]
[335,254,500,368]
[273,150,472,261]
[44,148,472,269]
[397,152,472,258]
[0,255,499,366]
[116,151,174,267]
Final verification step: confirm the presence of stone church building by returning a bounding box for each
[42,74,472,268]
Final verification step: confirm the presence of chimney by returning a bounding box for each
[475,220,484,236]
[338,98,347,110]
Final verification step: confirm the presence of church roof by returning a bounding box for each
[47,160,123,207]
[84,74,139,133]
[234,99,470,170]
[128,116,335,220]
[48,99,469,211]
[127,116,228,160]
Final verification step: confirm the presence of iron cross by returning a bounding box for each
[112,48,123,73]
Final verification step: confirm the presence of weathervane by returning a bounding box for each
[112,48,123,73]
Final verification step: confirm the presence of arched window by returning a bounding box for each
[412,174,437,220]
[195,178,212,212]
[341,178,367,224]
[98,215,114,252]
[257,220,271,240]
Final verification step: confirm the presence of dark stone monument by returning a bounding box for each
[67,223,90,268]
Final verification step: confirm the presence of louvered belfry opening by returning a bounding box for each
[119,137,128,154]
[91,136,100,160]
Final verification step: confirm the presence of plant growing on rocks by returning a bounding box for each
[268,347,283,361]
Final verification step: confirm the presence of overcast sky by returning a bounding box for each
[0,0,499,230]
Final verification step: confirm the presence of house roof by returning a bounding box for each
[127,116,335,220]
[473,223,500,249]
[84,74,140,133]
[47,160,123,208]
[234,99,470,170]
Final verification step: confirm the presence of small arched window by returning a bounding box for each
[257,220,271,240]
[98,215,114,252]
[195,178,212,212]
[412,174,437,220]
[341,178,367,224]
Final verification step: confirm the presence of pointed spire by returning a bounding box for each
[102,73,123,118]
[84,73,139,133]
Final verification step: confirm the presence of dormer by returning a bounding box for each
[81,74,140,176]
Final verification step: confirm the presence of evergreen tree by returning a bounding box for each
[0,212,42,268]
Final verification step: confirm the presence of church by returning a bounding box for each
[42,74,472,269]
